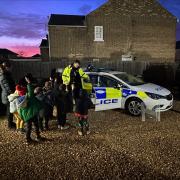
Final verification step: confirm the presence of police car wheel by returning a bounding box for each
[126,98,142,116]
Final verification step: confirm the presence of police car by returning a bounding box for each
[86,71,173,116]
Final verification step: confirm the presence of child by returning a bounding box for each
[34,87,45,131]
[54,83,69,130]
[8,91,20,131]
[35,82,54,131]
[43,81,54,130]
[18,75,43,143]
[15,78,27,133]
[16,78,27,96]
[75,89,92,136]
[8,84,26,134]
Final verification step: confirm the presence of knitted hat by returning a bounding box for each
[16,85,27,96]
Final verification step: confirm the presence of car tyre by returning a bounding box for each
[126,98,143,116]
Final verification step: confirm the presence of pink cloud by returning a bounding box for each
[0,36,40,57]
[9,46,40,57]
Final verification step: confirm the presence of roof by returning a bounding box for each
[88,0,176,19]
[0,49,18,55]
[31,54,41,58]
[40,39,49,47]
[86,70,125,74]
[176,41,180,49]
[48,14,86,26]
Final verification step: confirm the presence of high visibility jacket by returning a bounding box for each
[62,65,92,93]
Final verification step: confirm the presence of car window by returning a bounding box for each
[99,76,119,87]
[114,73,145,86]
[89,74,99,87]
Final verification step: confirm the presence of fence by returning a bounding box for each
[10,59,179,88]
[10,59,150,80]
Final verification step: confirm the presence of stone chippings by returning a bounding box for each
[0,107,180,179]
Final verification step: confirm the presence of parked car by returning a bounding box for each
[86,71,173,116]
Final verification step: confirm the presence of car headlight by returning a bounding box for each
[146,92,164,100]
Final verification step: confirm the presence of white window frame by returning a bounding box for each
[94,26,104,42]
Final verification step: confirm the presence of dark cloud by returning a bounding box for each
[0,12,47,39]
[79,4,92,14]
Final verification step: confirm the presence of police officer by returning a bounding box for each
[85,64,95,72]
[62,60,91,106]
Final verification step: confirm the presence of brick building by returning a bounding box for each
[46,0,177,62]
[40,36,49,61]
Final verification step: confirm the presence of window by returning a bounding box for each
[114,73,145,86]
[89,75,99,87]
[94,26,104,42]
[99,76,119,88]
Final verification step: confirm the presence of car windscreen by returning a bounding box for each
[114,73,145,86]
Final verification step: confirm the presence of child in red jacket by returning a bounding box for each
[15,78,27,133]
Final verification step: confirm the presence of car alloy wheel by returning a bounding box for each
[128,100,142,116]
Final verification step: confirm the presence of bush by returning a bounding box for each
[143,64,174,88]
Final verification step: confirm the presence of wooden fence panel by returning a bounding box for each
[10,60,178,83]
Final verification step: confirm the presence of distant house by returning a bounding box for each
[176,41,180,61]
[39,36,49,61]
[0,48,18,60]
[31,54,41,59]
[45,0,177,62]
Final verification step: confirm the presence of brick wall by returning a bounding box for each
[49,0,176,62]
[49,26,87,60]
[40,47,49,61]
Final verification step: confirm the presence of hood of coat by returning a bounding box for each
[8,92,19,102]
[36,92,45,101]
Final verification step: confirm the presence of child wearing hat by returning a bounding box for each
[18,75,43,143]
[8,87,27,134]
[14,78,27,133]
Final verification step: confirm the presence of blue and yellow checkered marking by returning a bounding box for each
[122,89,137,97]
[95,88,106,99]
[95,88,122,99]
[95,87,148,100]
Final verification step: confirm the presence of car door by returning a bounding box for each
[88,74,100,104]
[94,75,123,111]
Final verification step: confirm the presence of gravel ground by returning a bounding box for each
[0,106,180,180]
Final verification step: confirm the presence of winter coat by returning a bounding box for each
[75,94,92,116]
[8,91,19,113]
[62,65,92,93]
[36,90,54,117]
[0,71,15,104]
[18,84,42,122]
[53,85,69,114]
[43,88,54,107]
[35,92,45,102]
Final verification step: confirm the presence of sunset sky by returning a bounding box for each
[0,0,180,57]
